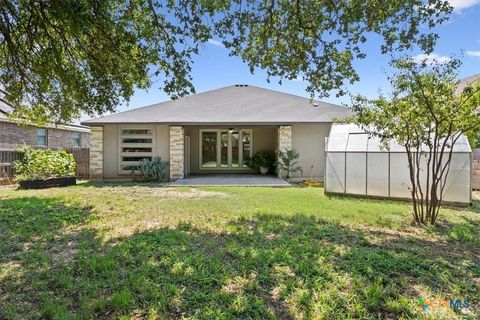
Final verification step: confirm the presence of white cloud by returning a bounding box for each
[465,50,480,57]
[207,39,224,48]
[411,53,452,65]
[449,0,480,11]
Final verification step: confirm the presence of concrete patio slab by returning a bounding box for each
[170,174,291,187]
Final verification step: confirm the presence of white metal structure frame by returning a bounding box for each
[325,124,472,204]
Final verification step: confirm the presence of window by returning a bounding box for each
[37,128,47,146]
[73,132,81,147]
[200,129,253,169]
[121,129,152,135]
[119,127,154,174]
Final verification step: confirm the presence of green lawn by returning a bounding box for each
[0,183,479,319]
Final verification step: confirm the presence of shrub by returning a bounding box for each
[277,148,303,179]
[134,156,169,182]
[14,146,75,181]
[244,151,275,170]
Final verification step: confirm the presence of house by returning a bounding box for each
[82,85,352,180]
[0,91,90,150]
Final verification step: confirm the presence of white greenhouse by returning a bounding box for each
[325,124,472,204]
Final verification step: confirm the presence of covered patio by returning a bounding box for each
[170,174,291,187]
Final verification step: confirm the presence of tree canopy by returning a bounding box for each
[352,58,480,224]
[0,0,452,124]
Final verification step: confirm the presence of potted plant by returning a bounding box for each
[14,146,77,189]
[244,151,274,175]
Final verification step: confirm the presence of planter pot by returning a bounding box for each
[259,166,269,176]
[19,176,76,189]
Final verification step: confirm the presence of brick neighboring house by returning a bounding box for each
[0,94,90,150]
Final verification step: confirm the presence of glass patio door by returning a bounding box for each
[200,129,252,169]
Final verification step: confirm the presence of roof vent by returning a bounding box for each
[312,102,319,107]
[234,84,249,87]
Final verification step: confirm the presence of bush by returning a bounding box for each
[277,148,303,179]
[244,151,275,170]
[14,146,76,181]
[134,156,169,182]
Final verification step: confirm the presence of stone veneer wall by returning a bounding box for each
[277,125,292,178]
[169,126,184,180]
[89,126,103,179]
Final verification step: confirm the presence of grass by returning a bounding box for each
[0,182,479,319]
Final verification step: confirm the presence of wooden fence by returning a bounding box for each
[0,149,21,184]
[0,147,89,184]
[473,149,480,191]
[473,148,480,161]
[65,147,90,178]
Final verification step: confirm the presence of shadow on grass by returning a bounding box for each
[0,197,478,319]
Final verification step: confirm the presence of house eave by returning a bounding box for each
[0,117,91,133]
[81,120,339,126]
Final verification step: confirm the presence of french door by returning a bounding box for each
[200,129,252,169]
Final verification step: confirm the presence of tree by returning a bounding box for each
[466,131,480,149]
[353,58,480,225]
[0,0,452,124]
[0,0,216,124]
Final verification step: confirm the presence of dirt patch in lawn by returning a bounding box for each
[80,186,229,200]
[151,188,229,199]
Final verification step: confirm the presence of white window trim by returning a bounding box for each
[198,128,253,171]
[118,126,155,175]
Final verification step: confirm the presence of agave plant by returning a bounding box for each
[134,156,169,182]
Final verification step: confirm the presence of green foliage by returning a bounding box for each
[244,151,274,170]
[353,58,480,225]
[0,0,213,124]
[134,156,168,182]
[277,148,303,179]
[13,146,75,181]
[217,0,451,98]
[466,130,480,149]
[0,1,452,124]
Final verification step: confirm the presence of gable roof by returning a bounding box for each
[83,85,352,125]
[327,124,471,153]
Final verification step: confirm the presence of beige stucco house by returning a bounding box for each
[82,85,351,181]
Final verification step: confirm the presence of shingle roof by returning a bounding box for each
[83,85,352,125]
[456,74,480,94]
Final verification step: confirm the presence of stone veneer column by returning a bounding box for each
[277,125,292,178]
[89,126,103,179]
[169,126,184,180]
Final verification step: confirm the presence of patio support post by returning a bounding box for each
[278,125,292,178]
[169,125,184,180]
[89,126,103,179]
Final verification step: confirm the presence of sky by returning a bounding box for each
[88,0,480,119]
